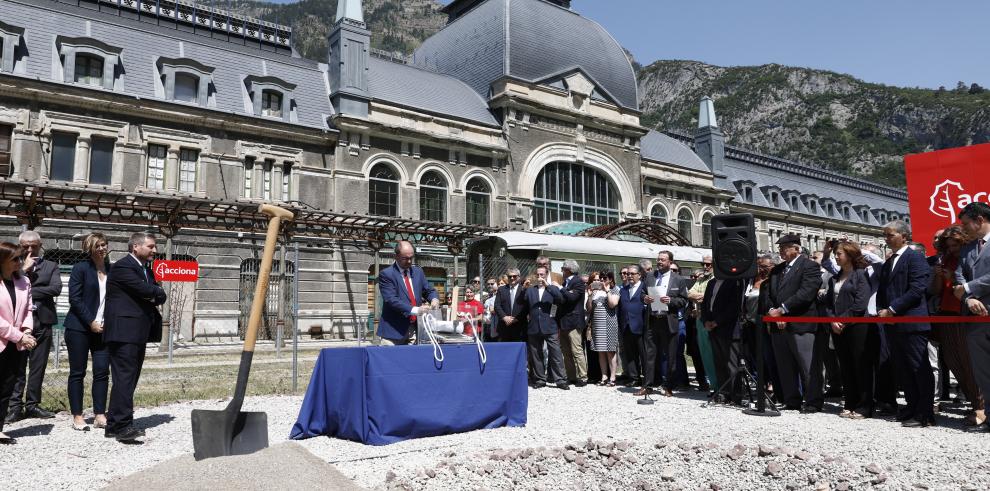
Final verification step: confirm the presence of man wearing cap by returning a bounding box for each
[761,233,828,412]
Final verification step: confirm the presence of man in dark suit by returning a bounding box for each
[701,277,745,404]
[104,232,167,442]
[557,259,587,386]
[377,241,439,345]
[877,220,935,428]
[524,265,567,389]
[5,230,63,423]
[763,234,828,412]
[954,202,990,433]
[494,267,527,343]
[618,264,648,387]
[641,251,689,397]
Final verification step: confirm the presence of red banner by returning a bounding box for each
[153,260,200,282]
[905,143,990,244]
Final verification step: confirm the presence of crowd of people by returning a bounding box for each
[381,203,990,434]
[0,231,166,444]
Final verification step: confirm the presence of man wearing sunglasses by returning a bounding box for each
[494,268,527,343]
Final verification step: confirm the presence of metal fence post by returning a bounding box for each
[276,242,287,357]
[163,235,174,363]
[292,242,300,392]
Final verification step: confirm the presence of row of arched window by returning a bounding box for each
[368,163,493,226]
[651,205,715,248]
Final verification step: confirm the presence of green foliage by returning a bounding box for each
[639,61,990,188]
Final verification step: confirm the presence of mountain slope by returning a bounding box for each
[638,60,990,188]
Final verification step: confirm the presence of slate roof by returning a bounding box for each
[1,0,334,129]
[367,57,499,127]
[662,131,909,223]
[640,130,710,173]
[412,0,639,111]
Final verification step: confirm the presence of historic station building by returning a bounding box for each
[0,0,909,339]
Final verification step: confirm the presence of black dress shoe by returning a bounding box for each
[901,418,934,428]
[895,409,916,422]
[963,423,990,433]
[783,404,802,411]
[23,407,55,419]
[531,381,546,389]
[4,408,22,424]
[574,380,587,387]
[800,405,822,414]
[697,383,711,392]
[0,434,16,445]
[111,426,145,442]
[556,382,571,390]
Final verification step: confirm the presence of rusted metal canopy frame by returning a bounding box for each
[578,218,691,246]
[0,179,497,249]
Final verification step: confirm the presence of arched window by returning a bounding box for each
[419,170,447,222]
[677,208,694,244]
[465,177,490,226]
[74,53,103,87]
[368,163,399,217]
[651,204,668,222]
[533,162,618,227]
[701,212,714,248]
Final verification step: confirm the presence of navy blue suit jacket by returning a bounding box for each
[64,258,111,333]
[524,284,562,336]
[877,247,931,333]
[377,263,438,341]
[103,255,167,344]
[556,274,586,331]
[618,283,648,335]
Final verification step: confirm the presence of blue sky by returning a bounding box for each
[425,0,989,89]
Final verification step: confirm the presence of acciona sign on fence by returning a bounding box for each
[905,143,990,244]
[153,259,200,282]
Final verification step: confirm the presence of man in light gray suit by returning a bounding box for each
[954,202,990,434]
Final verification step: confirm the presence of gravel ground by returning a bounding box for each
[3,386,988,490]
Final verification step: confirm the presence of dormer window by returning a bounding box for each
[74,54,104,87]
[262,90,282,117]
[174,73,200,103]
[743,187,753,203]
[245,75,296,122]
[57,36,122,90]
[0,21,25,74]
[789,196,799,210]
[157,57,214,107]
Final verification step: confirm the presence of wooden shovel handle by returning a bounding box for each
[244,204,295,353]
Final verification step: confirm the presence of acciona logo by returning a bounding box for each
[154,262,197,278]
[929,179,990,223]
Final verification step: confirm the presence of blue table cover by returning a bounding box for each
[289,343,528,445]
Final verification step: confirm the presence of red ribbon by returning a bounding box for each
[762,316,990,324]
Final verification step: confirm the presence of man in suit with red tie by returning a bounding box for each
[878,220,935,428]
[104,232,167,442]
[954,202,990,433]
[377,241,439,345]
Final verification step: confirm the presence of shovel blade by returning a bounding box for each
[191,409,269,461]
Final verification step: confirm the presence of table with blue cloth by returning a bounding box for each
[290,343,528,445]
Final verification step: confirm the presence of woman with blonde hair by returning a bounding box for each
[63,233,112,431]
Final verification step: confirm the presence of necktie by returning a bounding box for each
[509,286,516,312]
[783,264,792,277]
[884,253,899,275]
[404,270,417,323]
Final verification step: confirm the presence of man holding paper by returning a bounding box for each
[642,251,689,397]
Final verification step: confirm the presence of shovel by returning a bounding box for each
[192,203,295,461]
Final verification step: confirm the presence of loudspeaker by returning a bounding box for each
[711,213,757,280]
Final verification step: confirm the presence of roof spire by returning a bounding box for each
[698,95,718,129]
[335,0,364,25]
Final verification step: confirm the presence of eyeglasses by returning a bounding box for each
[702,263,713,267]
[507,275,518,279]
